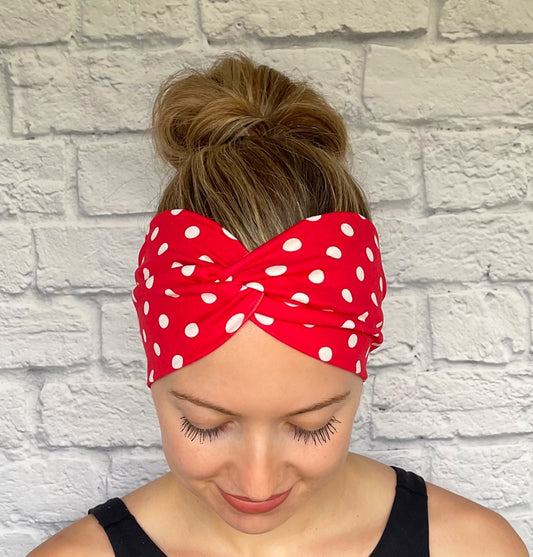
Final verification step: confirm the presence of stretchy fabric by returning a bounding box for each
[132,209,387,388]
[87,465,429,556]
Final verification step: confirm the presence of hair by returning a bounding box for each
[150,51,373,252]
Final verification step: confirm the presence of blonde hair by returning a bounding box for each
[150,51,372,252]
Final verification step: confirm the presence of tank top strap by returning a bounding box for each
[369,466,430,556]
[88,497,167,557]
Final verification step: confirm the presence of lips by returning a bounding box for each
[218,486,292,514]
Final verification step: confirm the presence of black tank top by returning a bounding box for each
[87,465,430,556]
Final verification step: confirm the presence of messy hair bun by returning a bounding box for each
[150,51,372,252]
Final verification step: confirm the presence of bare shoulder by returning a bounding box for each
[426,481,529,557]
[26,514,114,557]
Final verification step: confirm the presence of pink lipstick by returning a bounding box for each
[218,487,292,514]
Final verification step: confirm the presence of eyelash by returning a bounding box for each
[179,416,341,446]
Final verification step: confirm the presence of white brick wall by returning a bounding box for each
[0,1,531,555]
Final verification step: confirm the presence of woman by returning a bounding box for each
[28,52,528,557]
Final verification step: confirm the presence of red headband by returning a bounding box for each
[132,208,387,388]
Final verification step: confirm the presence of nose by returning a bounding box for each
[232,427,282,501]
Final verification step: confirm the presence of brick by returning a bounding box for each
[0,140,67,216]
[430,288,527,363]
[34,224,143,293]
[423,129,529,210]
[108,454,169,495]
[371,294,417,367]
[365,44,533,121]
[351,129,421,203]
[418,367,532,411]
[0,530,45,557]
[0,384,30,450]
[440,0,533,38]
[82,0,195,40]
[381,212,532,282]
[102,300,145,369]
[0,298,92,369]
[432,444,530,509]
[0,224,33,293]
[200,0,427,39]
[1,456,106,522]
[41,381,159,447]
[8,49,200,134]
[78,139,162,215]
[0,0,74,46]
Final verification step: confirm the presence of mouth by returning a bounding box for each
[218,487,292,514]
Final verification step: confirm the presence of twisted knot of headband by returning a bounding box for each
[132,208,387,388]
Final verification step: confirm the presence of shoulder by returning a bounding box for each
[26,514,114,557]
[427,481,529,557]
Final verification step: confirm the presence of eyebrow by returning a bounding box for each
[169,389,351,418]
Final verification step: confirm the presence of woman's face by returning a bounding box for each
[150,320,364,540]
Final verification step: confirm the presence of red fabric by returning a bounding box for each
[132,209,387,388]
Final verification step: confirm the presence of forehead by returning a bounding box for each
[160,320,357,410]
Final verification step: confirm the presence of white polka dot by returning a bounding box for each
[366,247,374,262]
[359,214,367,220]
[185,323,199,337]
[308,269,324,283]
[358,311,368,322]
[226,313,245,333]
[356,266,365,281]
[159,314,169,328]
[142,329,147,342]
[141,256,145,265]
[255,313,274,325]
[265,265,287,276]
[341,223,354,236]
[342,289,353,303]
[283,238,302,252]
[306,215,321,221]
[171,209,182,215]
[348,334,358,348]
[245,282,264,292]
[151,227,159,241]
[185,226,200,239]
[182,265,195,276]
[319,347,332,362]
[222,228,237,240]
[143,301,149,315]
[132,291,137,303]
[326,246,342,259]
[366,346,370,358]
[199,254,214,263]
[342,320,356,329]
[149,369,154,382]
[171,262,183,268]
[371,292,378,306]
[374,235,380,249]
[201,293,217,304]
[284,301,298,307]
[355,360,361,374]
[224,276,233,282]
[165,288,179,297]
[172,355,183,369]
[303,323,314,328]
[376,321,383,328]
[158,243,168,255]
[153,342,161,356]
[291,292,309,304]
[143,268,150,280]
[379,276,383,292]
[146,276,154,289]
